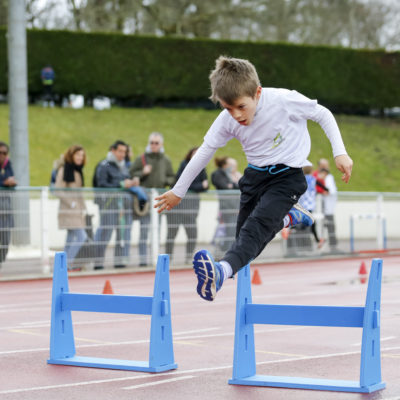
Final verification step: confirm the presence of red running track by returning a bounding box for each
[0,256,400,400]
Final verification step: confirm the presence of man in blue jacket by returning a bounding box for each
[93,140,139,270]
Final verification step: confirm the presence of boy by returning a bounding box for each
[155,56,353,301]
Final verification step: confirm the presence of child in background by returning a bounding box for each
[155,56,353,301]
[298,165,326,248]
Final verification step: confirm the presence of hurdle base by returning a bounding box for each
[47,356,177,373]
[228,375,386,393]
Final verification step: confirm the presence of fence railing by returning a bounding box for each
[1,187,399,277]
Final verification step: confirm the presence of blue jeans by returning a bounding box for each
[65,228,87,264]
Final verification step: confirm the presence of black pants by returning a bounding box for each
[166,213,197,258]
[223,165,307,275]
[165,195,200,259]
[324,214,337,248]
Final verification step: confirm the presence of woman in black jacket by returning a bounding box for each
[211,156,241,253]
[166,147,208,263]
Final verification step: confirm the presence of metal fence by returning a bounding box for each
[1,187,399,277]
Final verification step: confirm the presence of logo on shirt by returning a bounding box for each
[271,132,285,149]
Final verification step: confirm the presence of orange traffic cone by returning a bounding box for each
[359,261,368,284]
[251,268,262,285]
[102,280,114,294]
[359,261,367,275]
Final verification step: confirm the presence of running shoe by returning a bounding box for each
[193,249,224,301]
[287,203,315,227]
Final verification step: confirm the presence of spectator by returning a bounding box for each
[165,147,208,263]
[211,156,240,253]
[50,154,64,186]
[226,157,242,183]
[130,132,175,266]
[313,159,329,194]
[93,140,139,269]
[41,65,55,107]
[54,145,87,270]
[0,141,17,269]
[318,158,339,253]
[125,145,134,168]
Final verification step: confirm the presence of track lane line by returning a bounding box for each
[1,348,394,395]
[122,375,195,390]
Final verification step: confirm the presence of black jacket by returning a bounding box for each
[93,159,131,209]
[211,168,240,213]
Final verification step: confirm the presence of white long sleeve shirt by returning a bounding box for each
[172,88,347,198]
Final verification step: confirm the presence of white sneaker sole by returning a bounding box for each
[292,203,315,225]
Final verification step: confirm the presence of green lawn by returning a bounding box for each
[0,104,399,191]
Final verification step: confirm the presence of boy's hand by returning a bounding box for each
[335,154,353,183]
[154,190,181,213]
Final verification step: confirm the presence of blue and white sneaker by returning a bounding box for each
[193,250,224,301]
[288,203,315,227]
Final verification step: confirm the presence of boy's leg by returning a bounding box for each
[193,167,306,301]
[223,168,307,275]
[192,249,224,301]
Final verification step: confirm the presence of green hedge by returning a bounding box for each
[0,28,399,111]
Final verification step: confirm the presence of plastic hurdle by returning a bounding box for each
[229,259,385,393]
[47,252,177,372]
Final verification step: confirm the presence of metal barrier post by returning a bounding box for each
[350,215,354,253]
[40,186,50,273]
[150,189,160,267]
[376,194,384,250]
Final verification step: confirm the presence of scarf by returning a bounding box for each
[106,151,127,172]
[63,162,84,186]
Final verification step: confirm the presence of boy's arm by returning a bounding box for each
[154,142,216,213]
[309,105,353,183]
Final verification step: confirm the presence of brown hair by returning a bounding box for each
[185,147,198,162]
[209,56,261,105]
[63,145,86,165]
[302,166,313,175]
[214,156,228,168]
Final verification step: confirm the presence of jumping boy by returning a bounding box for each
[155,56,353,301]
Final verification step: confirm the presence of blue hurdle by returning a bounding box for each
[47,252,177,372]
[229,259,385,393]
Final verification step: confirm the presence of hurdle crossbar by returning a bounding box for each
[47,252,177,372]
[228,259,385,393]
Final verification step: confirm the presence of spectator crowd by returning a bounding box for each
[0,135,339,271]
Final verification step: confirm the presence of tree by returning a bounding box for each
[15,0,400,51]
[0,0,7,26]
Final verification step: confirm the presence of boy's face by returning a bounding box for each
[219,86,262,126]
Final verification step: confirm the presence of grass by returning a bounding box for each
[0,104,399,191]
